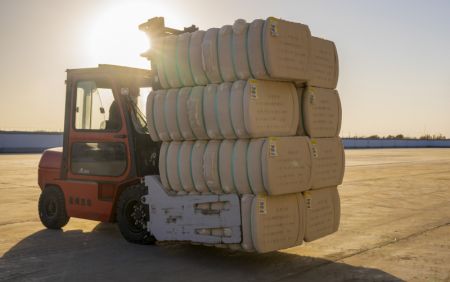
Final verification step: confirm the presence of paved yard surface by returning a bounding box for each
[0,149,449,281]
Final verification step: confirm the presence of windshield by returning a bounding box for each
[75,80,119,131]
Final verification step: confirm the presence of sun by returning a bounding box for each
[89,3,155,69]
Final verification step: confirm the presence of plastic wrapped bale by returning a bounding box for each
[202,28,222,84]
[153,89,171,141]
[310,137,345,189]
[176,33,196,87]
[251,193,306,253]
[152,36,170,89]
[302,87,342,138]
[163,35,183,88]
[146,90,160,141]
[177,87,196,140]
[248,17,311,82]
[165,88,183,140]
[215,82,236,139]
[218,25,237,82]
[203,84,223,139]
[232,19,251,80]
[308,36,339,89]
[166,141,184,193]
[178,141,196,193]
[203,140,223,194]
[190,30,209,85]
[243,79,299,138]
[303,186,340,242]
[191,140,209,193]
[187,86,209,140]
[260,136,312,195]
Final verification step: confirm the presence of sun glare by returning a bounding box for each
[89,3,155,69]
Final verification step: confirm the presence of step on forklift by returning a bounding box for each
[37,18,241,245]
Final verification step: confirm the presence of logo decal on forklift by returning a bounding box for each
[69,197,92,207]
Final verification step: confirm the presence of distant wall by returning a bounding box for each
[343,138,450,149]
[0,132,63,153]
[1,132,450,153]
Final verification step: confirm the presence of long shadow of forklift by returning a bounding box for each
[0,223,403,282]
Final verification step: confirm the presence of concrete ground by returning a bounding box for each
[0,149,449,282]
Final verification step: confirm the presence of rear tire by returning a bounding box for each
[38,186,70,229]
[116,184,155,244]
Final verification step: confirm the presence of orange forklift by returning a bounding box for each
[37,18,210,244]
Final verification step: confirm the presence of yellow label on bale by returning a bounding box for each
[268,139,278,157]
[249,79,258,99]
[257,196,267,214]
[303,191,312,209]
[269,17,279,36]
[312,146,319,158]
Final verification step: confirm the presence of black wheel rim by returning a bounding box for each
[125,200,147,233]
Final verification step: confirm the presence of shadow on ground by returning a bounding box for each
[0,223,403,282]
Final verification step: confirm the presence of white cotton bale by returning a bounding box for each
[262,17,311,82]
[232,139,252,194]
[153,90,171,141]
[218,139,236,193]
[218,25,237,82]
[202,28,223,84]
[232,19,251,80]
[261,136,312,195]
[302,87,342,138]
[230,80,249,138]
[240,194,255,251]
[178,141,195,193]
[247,19,269,79]
[190,30,209,85]
[158,142,171,192]
[151,37,170,89]
[166,141,183,192]
[243,79,299,138]
[177,87,196,140]
[165,89,183,141]
[309,36,339,89]
[303,186,340,242]
[216,82,236,139]
[145,90,160,141]
[251,193,305,253]
[310,137,345,189]
[203,140,222,194]
[163,35,183,88]
[191,140,209,193]
[247,138,266,195]
[176,32,195,87]
[187,86,209,140]
[203,84,223,139]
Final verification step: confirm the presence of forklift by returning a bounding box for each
[37,18,214,244]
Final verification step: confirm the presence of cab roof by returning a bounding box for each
[66,64,153,87]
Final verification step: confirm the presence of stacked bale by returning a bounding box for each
[146,17,344,252]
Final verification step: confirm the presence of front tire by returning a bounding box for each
[38,186,70,229]
[116,184,155,244]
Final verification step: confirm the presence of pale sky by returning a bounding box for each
[0,0,449,137]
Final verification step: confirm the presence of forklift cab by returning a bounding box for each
[61,64,159,183]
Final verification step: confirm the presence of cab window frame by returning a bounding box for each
[70,142,128,177]
[72,78,123,133]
